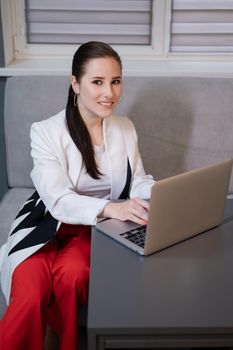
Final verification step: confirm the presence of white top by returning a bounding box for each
[77,143,111,199]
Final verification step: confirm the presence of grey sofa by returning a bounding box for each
[1,75,233,320]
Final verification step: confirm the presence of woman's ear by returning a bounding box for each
[70,75,80,94]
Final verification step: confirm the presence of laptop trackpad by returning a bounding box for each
[96,218,140,235]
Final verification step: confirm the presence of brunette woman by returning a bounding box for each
[0,41,154,350]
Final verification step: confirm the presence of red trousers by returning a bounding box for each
[0,224,91,350]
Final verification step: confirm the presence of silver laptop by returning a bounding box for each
[96,159,233,256]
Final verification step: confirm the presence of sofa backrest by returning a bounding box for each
[4,76,233,192]
[4,76,70,188]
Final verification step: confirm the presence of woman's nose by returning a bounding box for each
[103,84,113,98]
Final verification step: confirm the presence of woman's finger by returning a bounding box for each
[131,197,150,210]
[124,199,149,223]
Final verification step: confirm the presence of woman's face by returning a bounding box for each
[71,57,122,122]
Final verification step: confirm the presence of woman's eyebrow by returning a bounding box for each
[90,76,122,80]
[90,76,104,80]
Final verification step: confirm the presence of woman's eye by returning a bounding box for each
[112,79,121,85]
[92,80,102,85]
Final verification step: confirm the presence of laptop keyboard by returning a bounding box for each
[120,225,147,248]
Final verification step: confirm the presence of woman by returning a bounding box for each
[0,41,154,349]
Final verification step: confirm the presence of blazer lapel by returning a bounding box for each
[61,127,83,188]
[104,117,128,199]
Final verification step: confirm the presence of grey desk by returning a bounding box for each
[87,200,233,350]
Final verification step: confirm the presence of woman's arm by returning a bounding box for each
[101,197,149,225]
[30,122,109,225]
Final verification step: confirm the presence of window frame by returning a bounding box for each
[1,0,172,63]
[1,0,233,77]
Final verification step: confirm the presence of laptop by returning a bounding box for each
[96,159,233,256]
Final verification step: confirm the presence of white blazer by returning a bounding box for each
[30,109,154,225]
[0,109,154,303]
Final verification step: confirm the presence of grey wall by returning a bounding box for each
[0,5,8,200]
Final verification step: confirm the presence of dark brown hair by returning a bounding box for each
[66,41,122,179]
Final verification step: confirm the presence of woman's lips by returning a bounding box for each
[98,101,114,107]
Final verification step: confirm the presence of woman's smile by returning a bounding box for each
[98,100,114,108]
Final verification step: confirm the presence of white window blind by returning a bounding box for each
[170,0,233,53]
[25,0,152,45]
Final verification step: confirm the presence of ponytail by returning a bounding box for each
[66,86,102,179]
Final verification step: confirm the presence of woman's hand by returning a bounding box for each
[101,198,149,225]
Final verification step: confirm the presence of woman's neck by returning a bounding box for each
[77,101,104,145]
[84,117,104,146]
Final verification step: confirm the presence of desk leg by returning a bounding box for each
[88,333,96,350]
[88,334,107,350]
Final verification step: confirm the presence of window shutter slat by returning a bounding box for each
[27,11,150,25]
[27,0,151,12]
[173,0,233,10]
[172,23,233,34]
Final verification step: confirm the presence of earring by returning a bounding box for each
[73,93,78,107]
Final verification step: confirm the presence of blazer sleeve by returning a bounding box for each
[122,118,155,199]
[30,122,109,225]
